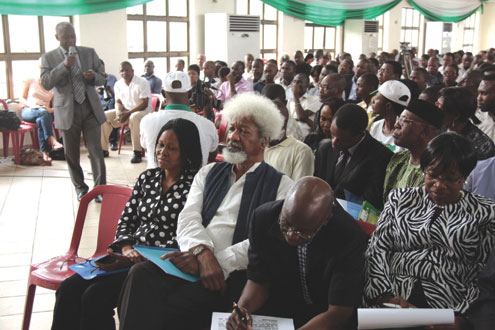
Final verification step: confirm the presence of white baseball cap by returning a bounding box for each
[163,71,191,93]
[377,80,411,107]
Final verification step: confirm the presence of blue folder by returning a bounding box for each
[133,245,200,282]
[69,255,130,280]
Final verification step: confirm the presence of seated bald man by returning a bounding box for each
[227,177,367,330]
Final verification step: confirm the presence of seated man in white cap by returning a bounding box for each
[369,80,411,153]
[140,71,219,168]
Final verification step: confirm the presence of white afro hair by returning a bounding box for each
[223,92,284,140]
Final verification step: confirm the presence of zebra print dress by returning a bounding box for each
[364,187,495,313]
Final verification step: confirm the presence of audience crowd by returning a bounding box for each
[34,22,495,330]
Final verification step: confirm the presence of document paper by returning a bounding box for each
[211,312,294,330]
[358,308,455,329]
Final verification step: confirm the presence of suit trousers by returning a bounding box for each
[61,99,106,193]
[51,271,128,330]
[117,261,229,330]
[100,109,148,152]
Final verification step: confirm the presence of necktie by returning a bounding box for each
[68,54,86,104]
[297,243,313,304]
[332,149,350,187]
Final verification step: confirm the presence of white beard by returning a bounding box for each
[223,148,248,164]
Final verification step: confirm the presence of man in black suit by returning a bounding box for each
[226,177,366,330]
[315,104,393,210]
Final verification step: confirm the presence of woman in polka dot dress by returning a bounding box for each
[51,118,203,330]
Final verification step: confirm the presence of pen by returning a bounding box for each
[383,302,402,308]
[233,302,247,324]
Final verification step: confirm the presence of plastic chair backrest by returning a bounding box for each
[151,94,161,112]
[215,114,229,143]
[67,185,132,258]
[0,99,8,110]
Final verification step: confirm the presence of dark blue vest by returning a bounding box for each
[201,162,283,244]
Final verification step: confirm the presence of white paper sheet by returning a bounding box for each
[358,308,455,329]
[211,312,295,330]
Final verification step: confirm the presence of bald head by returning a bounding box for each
[281,177,334,245]
[55,22,76,50]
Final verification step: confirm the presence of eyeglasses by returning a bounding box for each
[397,116,419,126]
[278,216,323,241]
[425,172,464,186]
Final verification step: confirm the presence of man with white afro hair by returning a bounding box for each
[223,92,284,142]
[117,93,294,329]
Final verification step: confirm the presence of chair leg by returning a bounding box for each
[2,131,8,157]
[12,131,21,165]
[20,131,25,149]
[30,130,39,149]
[118,126,125,155]
[21,283,37,330]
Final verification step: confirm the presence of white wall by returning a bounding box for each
[478,3,495,51]
[277,13,305,59]
[75,9,128,77]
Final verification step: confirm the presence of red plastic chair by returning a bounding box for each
[21,185,132,330]
[116,95,159,156]
[1,100,39,165]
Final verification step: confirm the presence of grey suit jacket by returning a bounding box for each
[41,46,107,130]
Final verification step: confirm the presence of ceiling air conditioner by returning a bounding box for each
[205,14,260,65]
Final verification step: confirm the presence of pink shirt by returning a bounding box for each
[216,78,253,102]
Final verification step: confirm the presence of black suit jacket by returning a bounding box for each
[314,133,393,210]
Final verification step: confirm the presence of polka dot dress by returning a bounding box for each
[111,168,195,249]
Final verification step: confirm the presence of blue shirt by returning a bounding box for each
[464,156,495,199]
[142,73,163,94]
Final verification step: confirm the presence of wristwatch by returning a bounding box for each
[191,245,206,257]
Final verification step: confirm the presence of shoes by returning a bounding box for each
[130,151,142,164]
[77,189,89,201]
[110,142,118,151]
[94,194,102,203]
[88,150,109,158]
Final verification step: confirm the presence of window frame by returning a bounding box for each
[462,13,476,52]
[304,22,337,59]
[0,15,73,99]
[236,0,279,60]
[400,7,422,50]
[127,0,190,72]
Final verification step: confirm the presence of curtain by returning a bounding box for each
[0,0,150,16]
[262,0,484,26]
[261,0,402,26]
[407,0,485,22]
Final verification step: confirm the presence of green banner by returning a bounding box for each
[262,0,402,26]
[0,0,150,16]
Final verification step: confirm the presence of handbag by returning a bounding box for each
[0,110,21,130]
[94,251,133,272]
[20,148,44,165]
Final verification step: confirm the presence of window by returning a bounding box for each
[127,0,189,78]
[236,0,279,60]
[400,8,422,50]
[375,15,385,52]
[0,15,71,99]
[304,22,337,60]
[462,13,476,52]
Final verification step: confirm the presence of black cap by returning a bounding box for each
[406,99,444,129]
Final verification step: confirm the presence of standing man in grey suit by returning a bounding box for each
[41,22,107,201]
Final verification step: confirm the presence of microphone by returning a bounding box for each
[68,46,77,56]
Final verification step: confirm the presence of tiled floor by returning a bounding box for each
[0,145,147,330]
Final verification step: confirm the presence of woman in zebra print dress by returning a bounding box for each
[364,133,495,328]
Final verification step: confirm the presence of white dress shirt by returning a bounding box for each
[177,162,294,278]
[114,75,152,111]
[287,93,322,141]
[139,109,218,168]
